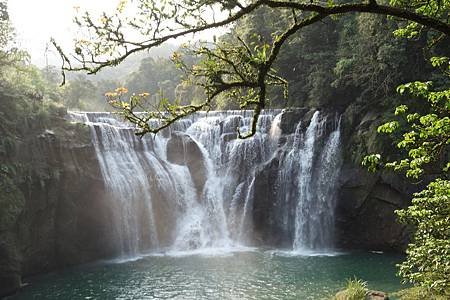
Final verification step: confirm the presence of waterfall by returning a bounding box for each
[313,121,342,249]
[269,112,282,142]
[277,112,342,252]
[238,177,256,243]
[68,109,342,256]
[68,112,160,255]
[293,112,323,251]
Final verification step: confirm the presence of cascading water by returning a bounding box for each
[68,112,160,255]
[313,121,342,249]
[68,109,342,256]
[294,112,323,251]
[275,112,342,252]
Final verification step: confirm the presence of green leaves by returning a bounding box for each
[431,56,449,69]
[396,179,450,296]
[341,277,369,300]
[364,55,450,295]
[396,81,431,97]
[377,121,400,134]
[390,0,450,39]
[362,154,381,173]
[395,104,408,115]
[369,58,449,179]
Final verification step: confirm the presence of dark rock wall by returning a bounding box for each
[337,103,421,252]
[252,155,293,247]
[0,119,117,297]
[166,131,208,197]
[336,167,414,251]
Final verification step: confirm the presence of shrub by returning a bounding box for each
[396,179,450,296]
[334,278,368,300]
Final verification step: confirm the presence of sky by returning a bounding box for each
[9,0,122,66]
[9,0,221,67]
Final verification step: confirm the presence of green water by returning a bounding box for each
[12,250,405,300]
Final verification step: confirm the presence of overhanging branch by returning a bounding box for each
[263,1,450,36]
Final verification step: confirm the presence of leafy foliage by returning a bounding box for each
[396,179,450,296]
[0,1,28,79]
[0,1,69,231]
[63,75,97,109]
[390,0,450,39]
[344,278,368,300]
[363,63,449,179]
[394,286,449,300]
[363,55,449,295]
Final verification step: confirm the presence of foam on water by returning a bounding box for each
[269,249,346,258]
[164,245,258,257]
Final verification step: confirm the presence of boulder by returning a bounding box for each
[279,108,309,134]
[335,166,413,251]
[367,290,389,300]
[221,132,238,143]
[166,131,208,196]
[220,115,242,134]
[334,289,389,300]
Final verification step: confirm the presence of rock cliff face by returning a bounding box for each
[252,155,289,247]
[0,118,118,297]
[335,167,414,251]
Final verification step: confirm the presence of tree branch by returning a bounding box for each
[263,1,450,36]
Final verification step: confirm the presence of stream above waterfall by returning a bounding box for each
[11,250,405,300]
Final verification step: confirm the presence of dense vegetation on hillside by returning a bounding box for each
[216,10,448,112]
[0,0,64,237]
[9,2,443,117]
